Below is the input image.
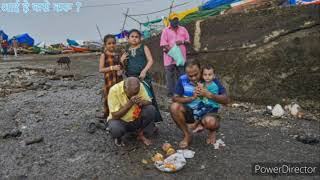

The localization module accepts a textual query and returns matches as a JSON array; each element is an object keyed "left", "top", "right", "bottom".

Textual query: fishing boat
[{"left": 71, "top": 46, "right": 90, "bottom": 53}]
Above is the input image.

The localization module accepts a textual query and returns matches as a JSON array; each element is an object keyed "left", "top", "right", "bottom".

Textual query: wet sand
[{"left": 0, "top": 55, "right": 319, "bottom": 179}]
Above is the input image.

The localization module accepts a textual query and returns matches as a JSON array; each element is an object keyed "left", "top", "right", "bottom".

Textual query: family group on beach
[{"left": 99, "top": 13, "right": 229, "bottom": 148}]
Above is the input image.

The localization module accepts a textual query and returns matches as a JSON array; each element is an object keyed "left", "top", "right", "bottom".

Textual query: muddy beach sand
[{"left": 0, "top": 55, "right": 319, "bottom": 179}]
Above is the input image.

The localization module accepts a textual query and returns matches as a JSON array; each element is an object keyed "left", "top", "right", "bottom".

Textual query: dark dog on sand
[{"left": 57, "top": 57, "right": 71, "bottom": 70}]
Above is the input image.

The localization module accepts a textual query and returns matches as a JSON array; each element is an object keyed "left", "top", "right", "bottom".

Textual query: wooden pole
[
  {"left": 166, "top": 0, "right": 175, "bottom": 27},
  {"left": 126, "top": 14, "right": 142, "bottom": 25},
  {"left": 126, "top": 14, "right": 143, "bottom": 32},
  {"left": 96, "top": 24, "right": 103, "bottom": 43},
  {"left": 147, "top": 16, "right": 151, "bottom": 35},
  {"left": 121, "top": 8, "right": 130, "bottom": 38},
  {"left": 169, "top": 0, "right": 174, "bottom": 15}
]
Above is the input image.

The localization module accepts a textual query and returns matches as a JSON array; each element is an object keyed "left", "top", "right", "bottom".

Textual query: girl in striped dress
[{"left": 99, "top": 34, "right": 123, "bottom": 118}]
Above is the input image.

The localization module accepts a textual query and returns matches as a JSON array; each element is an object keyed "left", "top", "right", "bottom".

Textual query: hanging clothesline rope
[
  {"left": 81, "top": 0, "right": 152, "bottom": 8},
  {"left": 126, "top": 2, "right": 189, "bottom": 16}
]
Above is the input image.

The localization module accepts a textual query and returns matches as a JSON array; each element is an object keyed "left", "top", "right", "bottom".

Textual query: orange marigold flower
[{"left": 133, "top": 106, "right": 142, "bottom": 119}]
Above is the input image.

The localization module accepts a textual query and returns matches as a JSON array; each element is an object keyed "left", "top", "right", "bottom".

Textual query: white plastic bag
[
  {"left": 154, "top": 153, "right": 186, "bottom": 172},
  {"left": 214, "top": 139, "right": 226, "bottom": 149},
  {"left": 177, "top": 149, "right": 195, "bottom": 159},
  {"left": 167, "top": 44, "right": 185, "bottom": 66}
]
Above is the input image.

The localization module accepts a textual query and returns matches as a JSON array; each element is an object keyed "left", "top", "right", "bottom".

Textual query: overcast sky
[{"left": 0, "top": 0, "right": 202, "bottom": 43}]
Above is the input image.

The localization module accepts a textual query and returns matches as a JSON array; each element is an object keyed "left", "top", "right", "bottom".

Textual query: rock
[
  {"left": 87, "top": 122, "right": 97, "bottom": 134},
  {"left": 49, "top": 75, "right": 60, "bottom": 80},
  {"left": 43, "top": 85, "right": 51, "bottom": 90},
  {"left": 96, "top": 89, "right": 102, "bottom": 95},
  {"left": 69, "top": 85, "right": 77, "bottom": 90},
  {"left": 231, "top": 103, "right": 240, "bottom": 108},
  {"left": 95, "top": 112, "right": 105, "bottom": 119},
  {"left": 36, "top": 91, "right": 46, "bottom": 98},
  {"left": 21, "top": 81, "right": 33, "bottom": 87},
  {"left": 266, "top": 105, "right": 273, "bottom": 112},
  {"left": 2, "top": 129, "right": 22, "bottom": 139},
  {"left": 73, "top": 75, "right": 83, "bottom": 81},
  {"left": 64, "top": 111, "right": 69, "bottom": 116},
  {"left": 24, "top": 136, "right": 44, "bottom": 145},
  {"left": 200, "top": 165, "right": 206, "bottom": 170},
  {"left": 263, "top": 106, "right": 273, "bottom": 115},
  {"left": 292, "top": 135, "right": 299, "bottom": 139},
  {"left": 26, "top": 85, "right": 40, "bottom": 90},
  {"left": 296, "top": 112, "right": 305, "bottom": 119},
  {"left": 46, "top": 69, "right": 56, "bottom": 75},
  {"left": 231, "top": 103, "right": 249, "bottom": 109},
  {"left": 37, "top": 79, "right": 47, "bottom": 85},
  {"left": 272, "top": 104, "right": 284, "bottom": 117},
  {"left": 32, "top": 109, "right": 40, "bottom": 114},
  {"left": 285, "top": 103, "right": 302, "bottom": 117},
  {"left": 295, "top": 135, "right": 319, "bottom": 145},
  {"left": 302, "top": 113, "right": 317, "bottom": 121},
  {"left": 36, "top": 118, "right": 43, "bottom": 122},
  {"left": 141, "top": 159, "right": 148, "bottom": 165}
]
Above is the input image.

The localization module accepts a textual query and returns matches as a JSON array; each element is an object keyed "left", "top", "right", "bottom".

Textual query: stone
[
  {"left": 2, "top": 129, "right": 22, "bottom": 139},
  {"left": 285, "top": 103, "right": 302, "bottom": 117},
  {"left": 38, "top": 79, "right": 47, "bottom": 85},
  {"left": 21, "top": 81, "right": 33, "bottom": 87},
  {"left": 231, "top": 103, "right": 249, "bottom": 109},
  {"left": 43, "top": 85, "right": 51, "bottom": 90},
  {"left": 49, "top": 76, "right": 60, "bottom": 80},
  {"left": 272, "top": 104, "right": 284, "bottom": 117},
  {"left": 36, "top": 92, "right": 46, "bottom": 98},
  {"left": 69, "top": 85, "right": 77, "bottom": 90},
  {"left": 33, "top": 110, "right": 40, "bottom": 114},
  {"left": 46, "top": 69, "right": 56, "bottom": 75},
  {"left": 95, "top": 112, "right": 105, "bottom": 119},
  {"left": 295, "top": 135, "right": 320, "bottom": 145},
  {"left": 36, "top": 118, "right": 43, "bottom": 122},
  {"left": 24, "top": 137, "right": 44, "bottom": 145},
  {"left": 96, "top": 89, "right": 102, "bottom": 95}
]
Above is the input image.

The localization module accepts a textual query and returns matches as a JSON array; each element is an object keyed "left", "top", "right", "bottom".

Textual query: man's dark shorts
[{"left": 183, "top": 105, "right": 220, "bottom": 124}]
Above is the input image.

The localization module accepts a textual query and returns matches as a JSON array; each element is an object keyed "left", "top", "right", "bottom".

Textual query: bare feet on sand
[
  {"left": 179, "top": 135, "right": 191, "bottom": 149},
  {"left": 206, "top": 131, "right": 216, "bottom": 145},
  {"left": 192, "top": 123, "right": 204, "bottom": 133},
  {"left": 187, "top": 122, "right": 198, "bottom": 130},
  {"left": 137, "top": 132, "right": 152, "bottom": 146}
]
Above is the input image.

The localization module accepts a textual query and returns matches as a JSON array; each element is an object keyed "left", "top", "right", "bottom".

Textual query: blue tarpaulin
[
  {"left": 9, "top": 33, "right": 34, "bottom": 46},
  {"left": 67, "top": 39, "right": 79, "bottom": 46},
  {"left": 0, "top": 30, "right": 9, "bottom": 41},
  {"left": 289, "top": 0, "right": 320, "bottom": 4},
  {"left": 115, "top": 30, "right": 129, "bottom": 39},
  {"left": 201, "top": 0, "right": 238, "bottom": 10}
]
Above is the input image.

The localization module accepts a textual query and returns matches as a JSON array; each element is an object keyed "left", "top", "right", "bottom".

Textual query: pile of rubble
[{"left": 0, "top": 66, "right": 76, "bottom": 97}]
